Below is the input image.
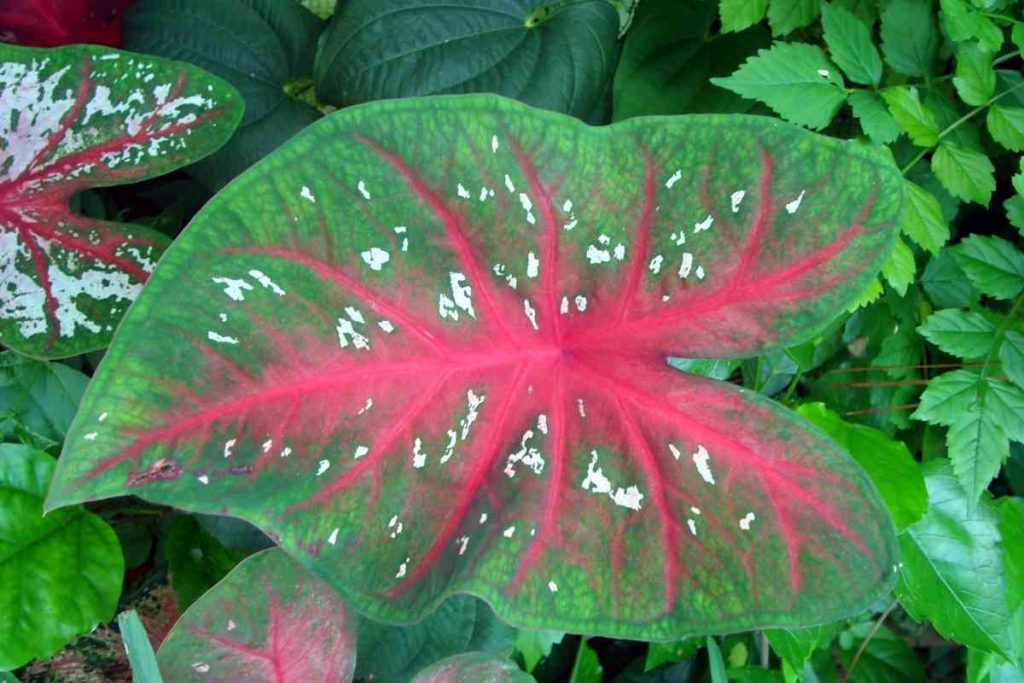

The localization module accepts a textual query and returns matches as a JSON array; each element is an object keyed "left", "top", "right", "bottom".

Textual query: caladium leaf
[
  {"left": 0, "top": 43, "right": 242, "bottom": 358},
  {"left": 155, "top": 548, "right": 357, "bottom": 682},
  {"left": 48, "top": 96, "right": 902, "bottom": 638}
]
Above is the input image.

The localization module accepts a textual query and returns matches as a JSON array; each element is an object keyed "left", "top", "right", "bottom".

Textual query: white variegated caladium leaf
[{"left": 0, "top": 44, "right": 242, "bottom": 358}]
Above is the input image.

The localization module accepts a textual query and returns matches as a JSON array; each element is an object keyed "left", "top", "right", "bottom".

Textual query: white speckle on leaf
[
  {"left": 586, "top": 244, "right": 611, "bottom": 264},
  {"left": 197, "top": 474, "right": 209, "bottom": 485},
  {"left": 695, "top": 265, "right": 706, "bottom": 280},
  {"left": 503, "top": 429, "right": 545, "bottom": 478},
  {"left": 491, "top": 135, "right": 499, "bottom": 153},
  {"left": 690, "top": 506, "right": 701, "bottom": 515},
  {"left": 413, "top": 438, "right": 427, "bottom": 468},
  {"left": 577, "top": 399, "right": 587, "bottom": 417},
  {"left": 457, "top": 183, "right": 471, "bottom": 199},
  {"left": 648, "top": 255, "right": 664, "bottom": 274},
  {"left": 280, "top": 447, "right": 292, "bottom": 458},
  {"left": 687, "top": 519, "right": 697, "bottom": 536},
  {"left": 671, "top": 231, "right": 686, "bottom": 246},
  {"left": 503, "top": 526, "right": 516, "bottom": 538},
  {"left": 678, "top": 252, "right": 694, "bottom": 278},
  {"left": 357, "top": 180, "right": 371, "bottom": 199},
  {"left": 560, "top": 296, "right": 569, "bottom": 314},
  {"left": 669, "top": 443, "right": 682, "bottom": 460},
  {"left": 581, "top": 450, "right": 644, "bottom": 511},
  {"left": 479, "top": 513, "right": 488, "bottom": 524},
  {"left": 336, "top": 318, "right": 370, "bottom": 350},
  {"left": 396, "top": 558, "right": 409, "bottom": 579},
  {"left": 439, "top": 272, "right": 476, "bottom": 321},
  {"left": 730, "top": 190, "right": 746, "bottom": 213},
  {"left": 223, "top": 439, "right": 235, "bottom": 458},
  {"left": 360, "top": 247, "right": 390, "bottom": 271},
  {"left": 504, "top": 174, "right": 515, "bottom": 193},
  {"left": 192, "top": 663, "right": 210, "bottom": 674},
  {"left": 345, "top": 306, "right": 365, "bottom": 323},
  {"left": 526, "top": 251, "right": 539, "bottom": 278},
  {"left": 83, "top": 431, "right": 97, "bottom": 441},
  {"left": 562, "top": 199, "right": 573, "bottom": 212},
  {"left": 456, "top": 535, "right": 469, "bottom": 555},
  {"left": 817, "top": 68, "right": 830, "bottom": 77},
  {"left": 694, "top": 215, "right": 713, "bottom": 232},
  {"left": 739, "top": 512, "right": 756, "bottom": 530},
  {"left": 227, "top": 620, "right": 236, "bottom": 631},
  {"left": 548, "top": 581, "right": 558, "bottom": 593},
  {"left": 300, "top": 185, "right": 316, "bottom": 203},
  {"left": 211, "top": 276, "right": 253, "bottom": 301},
  {"left": 98, "top": 412, "right": 108, "bottom": 422},
  {"left": 692, "top": 445, "right": 715, "bottom": 485},
  {"left": 316, "top": 459, "right": 330, "bottom": 476},
  {"left": 665, "top": 170, "right": 682, "bottom": 188},
  {"left": 785, "top": 190, "right": 806, "bottom": 214},
  {"left": 575, "top": 295, "right": 587, "bottom": 312},
  {"left": 207, "top": 331, "right": 239, "bottom": 345},
  {"left": 328, "top": 528, "right": 339, "bottom": 545},
  {"left": 378, "top": 320, "right": 395, "bottom": 333},
  {"left": 519, "top": 193, "right": 536, "bottom": 224},
  {"left": 358, "top": 398, "right": 374, "bottom": 414},
  {"left": 523, "top": 299, "right": 538, "bottom": 330},
  {"left": 537, "top": 413, "right": 548, "bottom": 434},
  {"left": 248, "top": 269, "right": 285, "bottom": 295},
  {"left": 613, "top": 244, "right": 626, "bottom": 261},
  {"left": 262, "top": 439, "right": 273, "bottom": 453},
  {"left": 354, "top": 444, "right": 370, "bottom": 459}
]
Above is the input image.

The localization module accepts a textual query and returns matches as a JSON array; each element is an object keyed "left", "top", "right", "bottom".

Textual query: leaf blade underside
[
  {"left": 49, "top": 96, "right": 902, "bottom": 638},
  {"left": 0, "top": 43, "right": 242, "bottom": 358}
]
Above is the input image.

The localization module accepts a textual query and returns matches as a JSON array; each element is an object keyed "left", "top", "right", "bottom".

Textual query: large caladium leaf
[
  {"left": 0, "top": 43, "right": 242, "bottom": 358},
  {"left": 156, "top": 548, "right": 357, "bottom": 682},
  {"left": 48, "top": 96, "right": 902, "bottom": 638}
]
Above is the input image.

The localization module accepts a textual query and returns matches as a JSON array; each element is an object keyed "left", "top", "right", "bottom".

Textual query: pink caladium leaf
[
  {"left": 48, "top": 96, "right": 902, "bottom": 638},
  {"left": 155, "top": 548, "right": 357, "bottom": 682},
  {"left": 0, "top": 43, "right": 242, "bottom": 358}
]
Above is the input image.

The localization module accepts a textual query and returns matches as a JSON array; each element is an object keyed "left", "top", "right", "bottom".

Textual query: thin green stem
[
  {"left": 980, "top": 294, "right": 1024, "bottom": 384},
  {"left": 782, "top": 368, "right": 805, "bottom": 404},
  {"left": 901, "top": 80, "right": 1024, "bottom": 175},
  {"left": 843, "top": 601, "right": 898, "bottom": 682}
]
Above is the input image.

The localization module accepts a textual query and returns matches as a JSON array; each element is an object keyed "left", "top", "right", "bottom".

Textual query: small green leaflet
[
  {"left": 711, "top": 43, "right": 845, "bottom": 129},
  {"left": 900, "top": 181, "right": 949, "bottom": 253},
  {"left": 939, "top": 0, "right": 1003, "bottom": 53},
  {"left": 1001, "top": 332, "right": 1024, "bottom": 388},
  {"left": 0, "top": 44, "right": 242, "bottom": 358},
  {"left": 848, "top": 90, "right": 901, "bottom": 144},
  {"left": 918, "top": 309, "right": 997, "bottom": 359},
  {"left": 953, "top": 44, "right": 996, "bottom": 107},
  {"left": 952, "top": 235, "right": 1024, "bottom": 299},
  {"left": 987, "top": 106, "right": 1024, "bottom": 152},
  {"left": 880, "top": 0, "right": 939, "bottom": 77},
  {"left": 932, "top": 143, "right": 995, "bottom": 206},
  {"left": 882, "top": 86, "right": 940, "bottom": 147},
  {"left": 0, "top": 351, "right": 88, "bottom": 446},
  {"left": 880, "top": 237, "right": 916, "bottom": 296},
  {"left": 820, "top": 2, "right": 882, "bottom": 86},
  {"left": 767, "top": 0, "right": 819, "bottom": 36},
  {"left": 921, "top": 251, "right": 977, "bottom": 309},
  {"left": 897, "top": 460, "right": 1018, "bottom": 659},
  {"left": 719, "top": 0, "right": 768, "bottom": 32}
]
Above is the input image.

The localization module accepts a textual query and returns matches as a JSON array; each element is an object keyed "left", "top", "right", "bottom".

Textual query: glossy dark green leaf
[
  {"left": 921, "top": 250, "right": 976, "bottom": 308},
  {"left": 952, "top": 235, "right": 1024, "bottom": 299},
  {"left": 0, "top": 444, "right": 123, "bottom": 671},
  {"left": 1001, "top": 332, "right": 1024, "bottom": 388},
  {"left": 765, "top": 623, "right": 841, "bottom": 672},
  {"left": 314, "top": 0, "right": 619, "bottom": 119},
  {"left": 767, "top": 0, "right": 819, "bottom": 36},
  {"left": 720, "top": 0, "right": 769, "bottom": 32},
  {"left": 613, "top": 0, "right": 769, "bottom": 120},
  {"left": 123, "top": 0, "right": 323, "bottom": 189},
  {"left": 899, "top": 181, "right": 949, "bottom": 253},
  {"left": 156, "top": 548, "right": 357, "bottom": 682},
  {"left": 840, "top": 624, "right": 925, "bottom": 682},
  {"left": 896, "top": 460, "right": 1017, "bottom": 658},
  {"left": 932, "top": 143, "right": 995, "bottom": 206},
  {"left": 161, "top": 514, "right": 247, "bottom": 610},
  {"left": 821, "top": 2, "right": 883, "bottom": 86},
  {"left": 849, "top": 90, "right": 902, "bottom": 145},
  {"left": 918, "top": 309, "right": 997, "bottom": 359},
  {"left": 357, "top": 596, "right": 514, "bottom": 683},
  {"left": 880, "top": 0, "right": 939, "bottom": 77},
  {"left": 954, "top": 43, "right": 997, "bottom": 106}
]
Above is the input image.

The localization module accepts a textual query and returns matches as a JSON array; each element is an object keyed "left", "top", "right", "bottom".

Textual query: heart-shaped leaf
[
  {"left": 155, "top": 548, "right": 357, "bottom": 682},
  {"left": 48, "top": 96, "right": 901, "bottom": 638},
  {"left": 314, "top": 0, "right": 618, "bottom": 119},
  {"left": 0, "top": 44, "right": 242, "bottom": 358}
]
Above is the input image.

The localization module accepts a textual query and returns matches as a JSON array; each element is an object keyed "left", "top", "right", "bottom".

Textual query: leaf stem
[
  {"left": 979, "top": 293, "right": 1024, "bottom": 384},
  {"left": 843, "top": 600, "right": 898, "bottom": 682},
  {"left": 900, "top": 80, "right": 1024, "bottom": 175}
]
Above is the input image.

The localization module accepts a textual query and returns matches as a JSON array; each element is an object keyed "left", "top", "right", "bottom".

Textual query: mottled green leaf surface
[
  {"left": 156, "top": 548, "right": 357, "bottom": 682},
  {"left": 0, "top": 44, "right": 242, "bottom": 358},
  {"left": 411, "top": 652, "right": 534, "bottom": 683},
  {"left": 0, "top": 351, "right": 87, "bottom": 445},
  {"left": 49, "top": 96, "right": 901, "bottom": 638},
  {"left": 0, "top": 444, "right": 123, "bottom": 671}
]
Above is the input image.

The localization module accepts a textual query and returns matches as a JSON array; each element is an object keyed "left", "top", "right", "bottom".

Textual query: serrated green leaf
[
  {"left": 954, "top": 43, "right": 997, "bottom": 106},
  {"left": 881, "top": 0, "right": 939, "bottom": 77},
  {"left": 915, "top": 369, "right": 986, "bottom": 426},
  {"left": 0, "top": 444, "right": 124, "bottom": 671},
  {"left": 0, "top": 352, "right": 88, "bottom": 446},
  {"left": 947, "top": 405, "right": 1008, "bottom": 501},
  {"left": 881, "top": 237, "right": 916, "bottom": 295},
  {"left": 1007, "top": 196, "right": 1024, "bottom": 234},
  {"left": 848, "top": 276, "right": 885, "bottom": 311},
  {"left": 932, "top": 143, "right": 996, "bottom": 205},
  {"left": 765, "top": 624, "right": 839, "bottom": 673},
  {"left": 922, "top": 250, "right": 977, "bottom": 308},
  {"left": 918, "top": 309, "right": 997, "bottom": 359},
  {"left": 1001, "top": 332, "right": 1024, "bottom": 387},
  {"left": 613, "top": 0, "right": 770, "bottom": 120},
  {"left": 839, "top": 625, "right": 925, "bottom": 682},
  {"left": 968, "top": 647, "right": 1024, "bottom": 683},
  {"left": 720, "top": 0, "right": 769, "bottom": 32},
  {"left": 940, "top": 0, "right": 1003, "bottom": 52},
  {"left": 901, "top": 181, "right": 950, "bottom": 252},
  {"left": 821, "top": 2, "right": 883, "bottom": 85},
  {"left": 882, "top": 87, "right": 940, "bottom": 146},
  {"left": 767, "top": 0, "right": 819, "bottom": 35},
  {"left": 711, "top": 43, "right": 847, "bottom": 129},
  {"left": 952, "top": 235, "right": 1024, "bottom": 299},
  {"left": 897, "top": 460, "right": 1016, "bottom": 658},
  {"left": 849, "top": 90, "right": 902, "bottom": 144},
  {"left": 987, "top": 106, "right": 1024, "bottom": 151}
]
